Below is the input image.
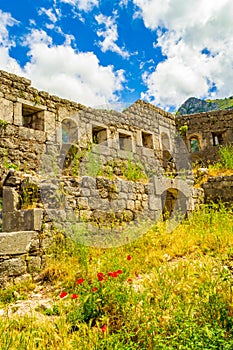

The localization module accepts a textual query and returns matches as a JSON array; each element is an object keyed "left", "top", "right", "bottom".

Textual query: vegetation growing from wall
[
  {"left": 194, "top": 145, "right": 233, "bottom": 187},
  {"left": 64, "top": 143, "right": 148, "bottom": 182},
  {"left": 0, "top": 119, "right": 8, "bottom": 127},
  {"left": 0, "top": 205, "right": 233, "bottom": 349}
]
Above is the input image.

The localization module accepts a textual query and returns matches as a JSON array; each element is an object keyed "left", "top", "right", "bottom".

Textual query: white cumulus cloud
[
  {"left": 59, "top": 0, "right": 99, "bottom": 12},
  {"left": 95, "top": 13, "right": 130, "bottom": 59},
  {"left": 0, "top": 10, "right": 22, "bottom": 75},
  {"left": 23, "top": 30, "right": 125, "bottom": 106},
  {"left": 38, "top": 7, "right": 59, "bottom": 23},
  {"left": 0, "top": 10, "right": 125, "bottom": 107},
  {"left": 134, "top": 0, "right": 233, "bottom": 109},
  {"left": 0, "top": 9, "right": 19, "bottom": 47}
]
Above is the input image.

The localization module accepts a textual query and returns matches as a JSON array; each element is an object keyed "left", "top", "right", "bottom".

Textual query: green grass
[
  {"left": 206, "top": 96, "right": 233, "bottom": 110},
  {"left": 0, "top": 205, "right": 233, "bottom": 349},
  {"left": 218, "top": 144, "right": 233, "bottom": 170}
]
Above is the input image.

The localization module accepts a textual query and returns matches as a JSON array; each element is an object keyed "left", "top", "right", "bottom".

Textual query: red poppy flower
[
  {"left": 76, "top": 278, "right": 85, "bottom": 285},
  {"left": 108, "top": 270, "right": 123, "bottom": 278},
  {"left": 127, "top": 278, "right": 132, "bottom": 283},
  {"left": 60, "top": 291, "right": 68, "bottom": 299},
  {"left": 92, "top": 287, "right": 98, "bottom": 293},
  {"left": 127, "top": 255, "right": 132, "bottom": 261},
  {"left": 97, "top": 272, "right": 104, "bottom": 281},
  {"left": 101, "top": 324, "right": 107, "bottom": 333},
  {"left": 112, "top": 272, "right": 118, "bottom": 277},
  {"left": 71, "top": 293, "right": 79, "bottom": 299}
]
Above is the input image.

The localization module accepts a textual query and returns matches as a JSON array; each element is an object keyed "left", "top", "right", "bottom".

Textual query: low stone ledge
[{"left": 0, "top": 231, "right": 38, "bottom": 255}]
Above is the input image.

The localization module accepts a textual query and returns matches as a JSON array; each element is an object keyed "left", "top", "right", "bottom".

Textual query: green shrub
[
  {"left": 218, "top": 144, "right": 233, "bottom": 169},
  {"left": 122, "top": 158, "right": 147, "bottom": 181}
]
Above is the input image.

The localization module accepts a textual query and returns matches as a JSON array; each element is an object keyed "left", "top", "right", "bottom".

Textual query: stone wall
[
  {"left": 0, "top": 69, "right": 177, "bottom": 185},
  {"left": 202, "top": 175, "right": 233, "bottom": 204},
  {"left": 176, "top": 110, "right": 233, "bottom": 164},
  {"left": 0, "top": 171, "right": 47, "bottom": 286},
  {"left": 1, "top": 168, "right": 194, "bottom": 231},
  {"left": 0, "top": 123, "right": 46, "bottom": 180},
  {"left": 0, "top": 230, "right": 45, "bottom": 287},
  {"left": 1, "top": 69, "right": 232, "bottom": 284},
  {"left": 0, "top": 168, "right": 195, "bottom": 284}
]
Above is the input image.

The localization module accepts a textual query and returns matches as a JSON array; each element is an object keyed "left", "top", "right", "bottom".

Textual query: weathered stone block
[
  {"left": 2, "top": 187, "right": 20, "bottom": 212},
  {"left": 13, "top": 102, "right": 22, "bottom": 125},
  {"left": 23, "top": 209, "right": 43, "bottom": 231},
  {"left": 2, "top": 211, "right": 24, "bottom": 232},
  {"left": 0, "top": 231, "right": 38, "bottom": 255},
  {"left": 81, "top": 176, "right": 96, "bottom": 189},
  {"left": 0, "top": 258, "right": 27, "bottom": 277},
  {"left": 126, "top": 200, "right": 135, "bottom": 211},
  {"left": 88, "top": 197, "right": 109, "bottom": 210},
  {"left": 44, "top": 110, "right": 56, "bottom": 135},
  {"left": 80, "top": 210, "right": 92, "bottom": 221},
  {"left": 135, "top": 200, "right": 142, "bottom": 211},
  {"left": 0, "top": 97, "right": 13, "bottom": 123},
  {"left": 121, "top": 181, "right": 134, "bottom": 193},
  {"left": 142, "top": 147, "right": 154, "bottom": 157},
  {"left": 77, "top": 197, "right": 89, "bottom": 209},
  {"left": 111, "top": 199, "right": 126, "bottom": 211},
  {"left": 148, "top": 195, "right": 162, "bottom": 210}
]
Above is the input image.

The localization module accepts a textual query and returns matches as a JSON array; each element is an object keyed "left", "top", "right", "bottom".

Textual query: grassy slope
[
  {"left": 0, "top": 205, "right": 233, "bottom": 349},
  {"left": 177, "top": 96, "right": 233, "bottom": 115},
  {"left": 206, "top": 97, "right": 233, "bottom": 110}
]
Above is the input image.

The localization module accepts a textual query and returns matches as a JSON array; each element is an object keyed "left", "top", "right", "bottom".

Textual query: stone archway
[{"left": 161, "top": 188, "right": 187, "bottom": 220}]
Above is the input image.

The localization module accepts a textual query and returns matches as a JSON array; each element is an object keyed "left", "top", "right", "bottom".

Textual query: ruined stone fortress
[{"left": 0, "top": 69, "right": 232, "bottom": 284}]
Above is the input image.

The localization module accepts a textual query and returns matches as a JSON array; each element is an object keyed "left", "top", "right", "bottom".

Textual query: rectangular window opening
[
  {"left": 142, "top": 131, "right": 153, "bottom": 149},
  {"left": 119, "top": 133, "right": 132, "bottom": 151},
  {"left": 22, "top": 104, "right": 45, "bottom": 131},
  {"left": 92, "top": 126, "right": 107, "bottom": 144},
  {"left": 212, "top": 132, "right": 224, "bottom": 146}
]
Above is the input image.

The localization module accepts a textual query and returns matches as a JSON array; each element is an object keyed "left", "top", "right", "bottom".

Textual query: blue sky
[{"left": 0, "top": 0, "right": 233, "bottom": 112}]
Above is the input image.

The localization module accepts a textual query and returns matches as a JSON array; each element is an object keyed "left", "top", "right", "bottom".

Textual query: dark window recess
[
  {"left": 22, "top": 105, "right": 44, "bottom": 131},
  {"left": 190, "top": 138, "right": 200, "bottom": 153},
  {"left": 142, "top": 132, "right": 153, "bottom": 149},
  {"left": 119, "top": 133, "right": 132, "bottom": 151},
  {"left": 212, "top": 132, "right": 224, "bottom": 146},
  {"left": 92, "top": 126, "right": 107, "bottom": 144}
]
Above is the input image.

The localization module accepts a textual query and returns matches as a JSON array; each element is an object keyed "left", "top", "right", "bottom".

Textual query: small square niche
[
  {"left": 212, "top": 132, "right": 224, "bottom": 146},
  {"left": 92, "top": 126, "right": 107, "bottom": 144},
  {"left": 142, "top": 131, "right": 153, "bottom": 149},
  {"left": 22, "top": 104, "right": 45, "bottom": 131}
]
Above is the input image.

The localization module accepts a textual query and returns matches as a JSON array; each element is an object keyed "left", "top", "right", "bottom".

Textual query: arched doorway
[{"left": 161, "top": 188, "right": 187, "bottom": 220}]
